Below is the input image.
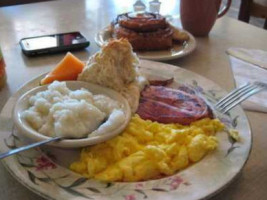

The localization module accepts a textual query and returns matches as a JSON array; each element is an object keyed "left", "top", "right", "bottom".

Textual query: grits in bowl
[
  {"left": 13, "top": 80, "right": 131, "bottom": 148},
  {"left": 21, "top": 81, "right": 125, "bottom": 138}
]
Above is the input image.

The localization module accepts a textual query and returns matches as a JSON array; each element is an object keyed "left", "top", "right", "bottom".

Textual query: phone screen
[{"left": 20, "top": 32, "right": 88, "bottom": 51}]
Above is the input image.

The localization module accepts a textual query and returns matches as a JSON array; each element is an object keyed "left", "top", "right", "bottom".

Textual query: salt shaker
[
  {"left": 0, "top": 47, "right": 6, "bottom": 89},
  {"left": 149, "top": 0, "right": 161, "bottom": 13},
  {"left": 133, "top": 0, "right": 146, "bottom": 12}
]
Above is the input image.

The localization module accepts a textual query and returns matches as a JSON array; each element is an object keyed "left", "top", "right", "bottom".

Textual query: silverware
[
  {"left": 0, "top": 136, "right": 62, "bottom": 160},
  {"left": 215, "top": 81, "right": 267, "bottom": 113}
]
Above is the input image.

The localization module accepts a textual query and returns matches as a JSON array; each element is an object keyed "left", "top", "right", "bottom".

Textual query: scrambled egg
[{"left": 70, "top": 115, "right": 224, "bottom": 182}]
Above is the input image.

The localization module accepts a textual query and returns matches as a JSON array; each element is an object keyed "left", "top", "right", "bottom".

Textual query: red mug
[
  {"left": 0, "top": 48, "right": 6, "bottom": 89},
  {"left": 180, "top": 0, "right": 232, "bottom": 36}
]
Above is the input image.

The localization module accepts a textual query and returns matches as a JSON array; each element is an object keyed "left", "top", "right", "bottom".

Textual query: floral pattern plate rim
[
  {"left": 0, "top": 60, "right": 251, "bottom": 200},
  {"left": 95, "top": 26, "right": 197, "bottom": 61}
]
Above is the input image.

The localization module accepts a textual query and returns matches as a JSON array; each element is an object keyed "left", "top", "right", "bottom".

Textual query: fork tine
[
  {"left": 219, "top": 86, "right": 265, "bottom": 113},
  {"left": 215, "top": 83, "right": 259, "bottom": 110},
  {"left": 215, "top": 83, "right": 255, "bottom": 107}
]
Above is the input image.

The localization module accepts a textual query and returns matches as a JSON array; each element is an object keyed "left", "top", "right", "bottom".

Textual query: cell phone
[{"left": 19, "top": 32, "right": 90, "bottom": 56}]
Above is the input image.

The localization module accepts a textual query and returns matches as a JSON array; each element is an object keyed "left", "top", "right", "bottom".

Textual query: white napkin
[{"left": 227, "top": 47, "right": 267, "bottom": 113}]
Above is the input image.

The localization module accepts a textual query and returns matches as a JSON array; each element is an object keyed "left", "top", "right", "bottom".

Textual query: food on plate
[
  {"left": 170, "top": 24, "right": 190, "bottom": 42},
  {"left": 70, "top": 114, "right": 224, "bottom": 182},
  {"left": 114, "top": 25, "right": 173, "bottom": 51},
  {"left": 31, "top": 39, "right": 235, "bottom": 182},
  {"left": 22, "top": 81, "right": 125, "bottom": 138},
  {"left": 40, "top": 52, "right": 85, "bottom": 85},
  {"left": 78, "top": 39, "right": 137, "bottom": 91},
  {"left": 137, "top": 85, "right": 213, "bottom": 125},
  {"left": 148, "top": 77, "right": 174, "bottom": 86},
  {"left": 117, "top": 12, "right": 167, "bottom": 32},
  {"left": 37, "top": 39, "right": 147, "bottom": 113},
  {"left": 229, "top": 129, "right": 240, "bottom": 142},
  {"left": 78, "top": 39, "right": 148, "bottom": 112},
  {"left": 111, "top": 12, "right": 189, "bottom": 51}
]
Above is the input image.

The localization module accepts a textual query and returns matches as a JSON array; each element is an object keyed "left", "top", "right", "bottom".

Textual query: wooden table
[{"left": 0, "top": 0, "right": 267, "bottom": 199}]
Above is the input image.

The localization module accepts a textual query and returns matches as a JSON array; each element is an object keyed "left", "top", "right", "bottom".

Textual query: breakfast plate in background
[
  {"left": 0, "top": 60, "right": 251, "bottom": 200},
  {"left": 95, "top": 26, "right": 197, "bottom": 61}
]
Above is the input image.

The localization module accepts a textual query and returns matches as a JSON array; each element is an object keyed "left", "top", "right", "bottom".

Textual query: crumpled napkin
[{"left": 227, "top": 47, "right": 267, "bottom": 113}]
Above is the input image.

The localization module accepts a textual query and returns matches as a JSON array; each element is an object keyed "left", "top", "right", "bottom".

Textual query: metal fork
[{"left": 215, "top": 82, "right": 267, "bottom": 114}]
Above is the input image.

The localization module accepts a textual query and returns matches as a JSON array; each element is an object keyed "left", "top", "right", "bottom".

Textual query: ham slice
[{"left": 136, "top": 85, "right": 212, "bottom": 125}]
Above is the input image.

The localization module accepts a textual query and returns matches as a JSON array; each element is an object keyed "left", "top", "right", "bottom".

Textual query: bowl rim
[{"left": 12, "top": 81, "right": 131, "bottom": 148}]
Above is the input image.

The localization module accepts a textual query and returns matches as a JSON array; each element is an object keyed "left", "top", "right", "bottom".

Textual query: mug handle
[{"left": 218, "top": 0, "right": 232, "bottom": 18}]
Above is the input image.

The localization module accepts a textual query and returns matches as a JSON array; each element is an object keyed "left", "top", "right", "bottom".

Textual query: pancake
[
  {"left": 116, "top": 12, "right": 167, "bottom": 32},
  {"left": 112, "top": 12, "right": 173, "bottom": 51},
  {"left": 114, "top": 24, "right": 173, "bottom": 51}
]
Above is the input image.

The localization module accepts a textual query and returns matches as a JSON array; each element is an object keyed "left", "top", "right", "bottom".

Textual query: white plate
[
  {"left": 0, "top": 60, "right": 251, "bottom": 200},
  {"left": 95, "top": 26, "right": 197, "bottom": 61},
  {"left": 13, "top": 81, "right": 131, "bottom": 148}
]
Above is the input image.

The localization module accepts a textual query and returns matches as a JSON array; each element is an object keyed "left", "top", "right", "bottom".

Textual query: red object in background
[
  {"left": 180, "top": 0, "right": 232, "bottom": 36},
  {"left": 0, "top": 48, "right": 6, "bottom": 89}
]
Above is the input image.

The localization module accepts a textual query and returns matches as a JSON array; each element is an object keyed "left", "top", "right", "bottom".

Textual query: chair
[{"left": 238, "top": 0, "right": 267, "bottom": 29}]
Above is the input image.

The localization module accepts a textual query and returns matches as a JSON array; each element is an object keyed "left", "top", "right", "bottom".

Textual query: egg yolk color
[{"left": 70, "top": 114, "right": 224, "bottom": 182}]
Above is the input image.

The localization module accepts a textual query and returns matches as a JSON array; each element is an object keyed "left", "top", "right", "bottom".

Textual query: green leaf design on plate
[
  {"left": 226, "top": 146, "right": 240, "bottom": 157},
  {"left": 135, "top": 189, "right": 148, "bottom": 198},
  {"left": 66, "top": 177, "right": 88, "bottom": 188},
  {"left": 27, "top": 170, "right": 38, "bottom": 185},
  {"left": 87, "top": 187, "right": 101, "bottom": 193},
  {"left": 105, "top": 182, "right": 114, "bottom": 188},
  {"left": 3, "top": 138, "right": 16, "bottom": 149},
  {"left": 37, "top": 177, "right": 51, "bottom": 183},
  {"left": 231, "top": 116, "right": 239, "bottom": 128},
  {"left": 151, "top": 188, "right": 168, "bottom": 192},
  {"left": 226, "top": 128, "right": 239, "bottom": 145},
  {"left": 64, "top": 187, "right": 93, "bottom": 199},
  {"left": 11, "top": 127, "right": 21, "bottom": 141},
  {"left": 192, "top": 80, "right": 198, "bottom": 87},
  {"left": 55, "top": 174, "right": 70, "bottom": 180},
  {"left": 19, "top": 162, "right": 36, "bottom": 168},
  {"left": 228, "top": 134, "right": 236, "bottom": 145},
  {"left": 208, "top": 90, "right": 216, "bottom": 97}
]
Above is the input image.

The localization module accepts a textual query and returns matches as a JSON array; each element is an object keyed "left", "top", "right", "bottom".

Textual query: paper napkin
[{"left": 227, "top": 47, "right": 267, "bottom": 113}]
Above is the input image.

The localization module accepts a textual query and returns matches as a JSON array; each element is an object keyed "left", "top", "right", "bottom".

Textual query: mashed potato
[
  {"left": 22, "top": 81, "right": 125, "bottom": 138},
  {"left": 70, "top": 115, "right": 224, "bottom": 182}
]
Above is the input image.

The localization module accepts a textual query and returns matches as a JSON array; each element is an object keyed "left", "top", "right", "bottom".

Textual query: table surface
[{"left": 0, "top": 0, "right": 267, "bottom": 199}]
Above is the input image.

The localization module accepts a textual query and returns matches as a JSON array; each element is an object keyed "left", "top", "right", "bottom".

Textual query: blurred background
[{"left": 0, "top": 0, "right": 266, "bottom": 29}]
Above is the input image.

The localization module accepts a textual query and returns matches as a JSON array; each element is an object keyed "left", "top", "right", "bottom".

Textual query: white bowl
[{"left": 13, "top": 81, "right": 131, "bottom": 148}]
